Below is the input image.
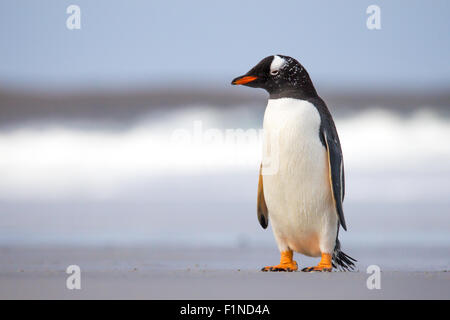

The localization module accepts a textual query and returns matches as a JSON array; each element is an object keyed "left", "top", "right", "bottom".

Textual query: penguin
[{"left": 231, "top": 55, "right": 356, "bottom": 272}]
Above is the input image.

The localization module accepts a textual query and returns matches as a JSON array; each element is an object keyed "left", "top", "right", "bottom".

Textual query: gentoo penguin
[{"left": 231, "top": 55, "right": 355, "bottom": 272}]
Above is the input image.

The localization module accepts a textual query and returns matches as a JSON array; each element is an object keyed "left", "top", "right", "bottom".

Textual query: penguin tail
[{"left": 332, "top": 239, "right": 356, "bottom": 271}]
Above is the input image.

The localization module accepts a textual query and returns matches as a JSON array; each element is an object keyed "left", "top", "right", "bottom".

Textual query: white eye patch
[{"left": 270, "top": 55, "right": 285, "bottom": 74}]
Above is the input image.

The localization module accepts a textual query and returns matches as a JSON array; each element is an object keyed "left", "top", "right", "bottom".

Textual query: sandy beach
[{"left": 1, "top": 246, "right": 448, "bottom": 300}]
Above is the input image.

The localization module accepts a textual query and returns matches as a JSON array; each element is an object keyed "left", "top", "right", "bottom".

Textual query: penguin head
[{"left": 231, "top": 55, "right": 317, "bottom": 98}]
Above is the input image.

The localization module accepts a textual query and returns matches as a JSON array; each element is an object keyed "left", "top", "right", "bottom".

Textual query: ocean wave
[{"left": 0, "top": 106, "right": 449, "bottom": 200}]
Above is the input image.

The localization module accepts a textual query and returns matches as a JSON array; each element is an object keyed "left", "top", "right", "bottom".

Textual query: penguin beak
[{"left": 231, "top": 75, "right": 258, "bottom": 85}]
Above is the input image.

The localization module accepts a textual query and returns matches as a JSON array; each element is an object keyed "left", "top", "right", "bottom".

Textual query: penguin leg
[
  {"left": 261, "top": 250, "right": 298, "bottom": 272},
  {"left": 302, "top": 253, "right": 332, "bottom": 272}
]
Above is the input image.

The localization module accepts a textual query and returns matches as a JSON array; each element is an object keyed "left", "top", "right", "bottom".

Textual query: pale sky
[{"left": 0, "top": 0, "right": 449, "bottom": 90}]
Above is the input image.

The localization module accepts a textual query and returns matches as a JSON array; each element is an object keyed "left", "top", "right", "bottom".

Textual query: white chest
[
  {"left": 262, "top": 98, "right": 323, "bottom": 175},
  {"left": 261, "top": 98, "right": 335, "bottom": 255}
]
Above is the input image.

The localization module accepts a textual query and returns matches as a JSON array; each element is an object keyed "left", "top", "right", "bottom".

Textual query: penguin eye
[{"left": 270, "top": 70, "right": 279, "bottom": 76}]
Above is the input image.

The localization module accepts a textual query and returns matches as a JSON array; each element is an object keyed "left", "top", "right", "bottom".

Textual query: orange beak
[{"left": 231, "top": 75, "right": 258, "bottom": 85}]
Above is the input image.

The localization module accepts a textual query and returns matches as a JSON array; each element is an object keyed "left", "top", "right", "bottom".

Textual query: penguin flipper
[
  {"left": 322, "top": 126, "right": 347, "bottom": 231},
  {"left": 257, "top": 163, "right": 269, "bottom": 229}
]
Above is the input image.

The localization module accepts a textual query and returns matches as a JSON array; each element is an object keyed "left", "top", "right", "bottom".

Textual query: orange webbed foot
[
  {"left": 301, "top": 265, "right": 332, "bottom": 272},
  {"left": 261, "top": 261, "right": 298, "bottom": 272},
  {"left": 261, "top": 250, "right": 298, "bottom": 272},
  {"left": 302, "top": 253, "right": 333, "bottom": 272}
]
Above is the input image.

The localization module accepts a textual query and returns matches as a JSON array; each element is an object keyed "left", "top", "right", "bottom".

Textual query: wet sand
[{"left": 0, "top": 246, "right": 448, "bottom": 299}]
